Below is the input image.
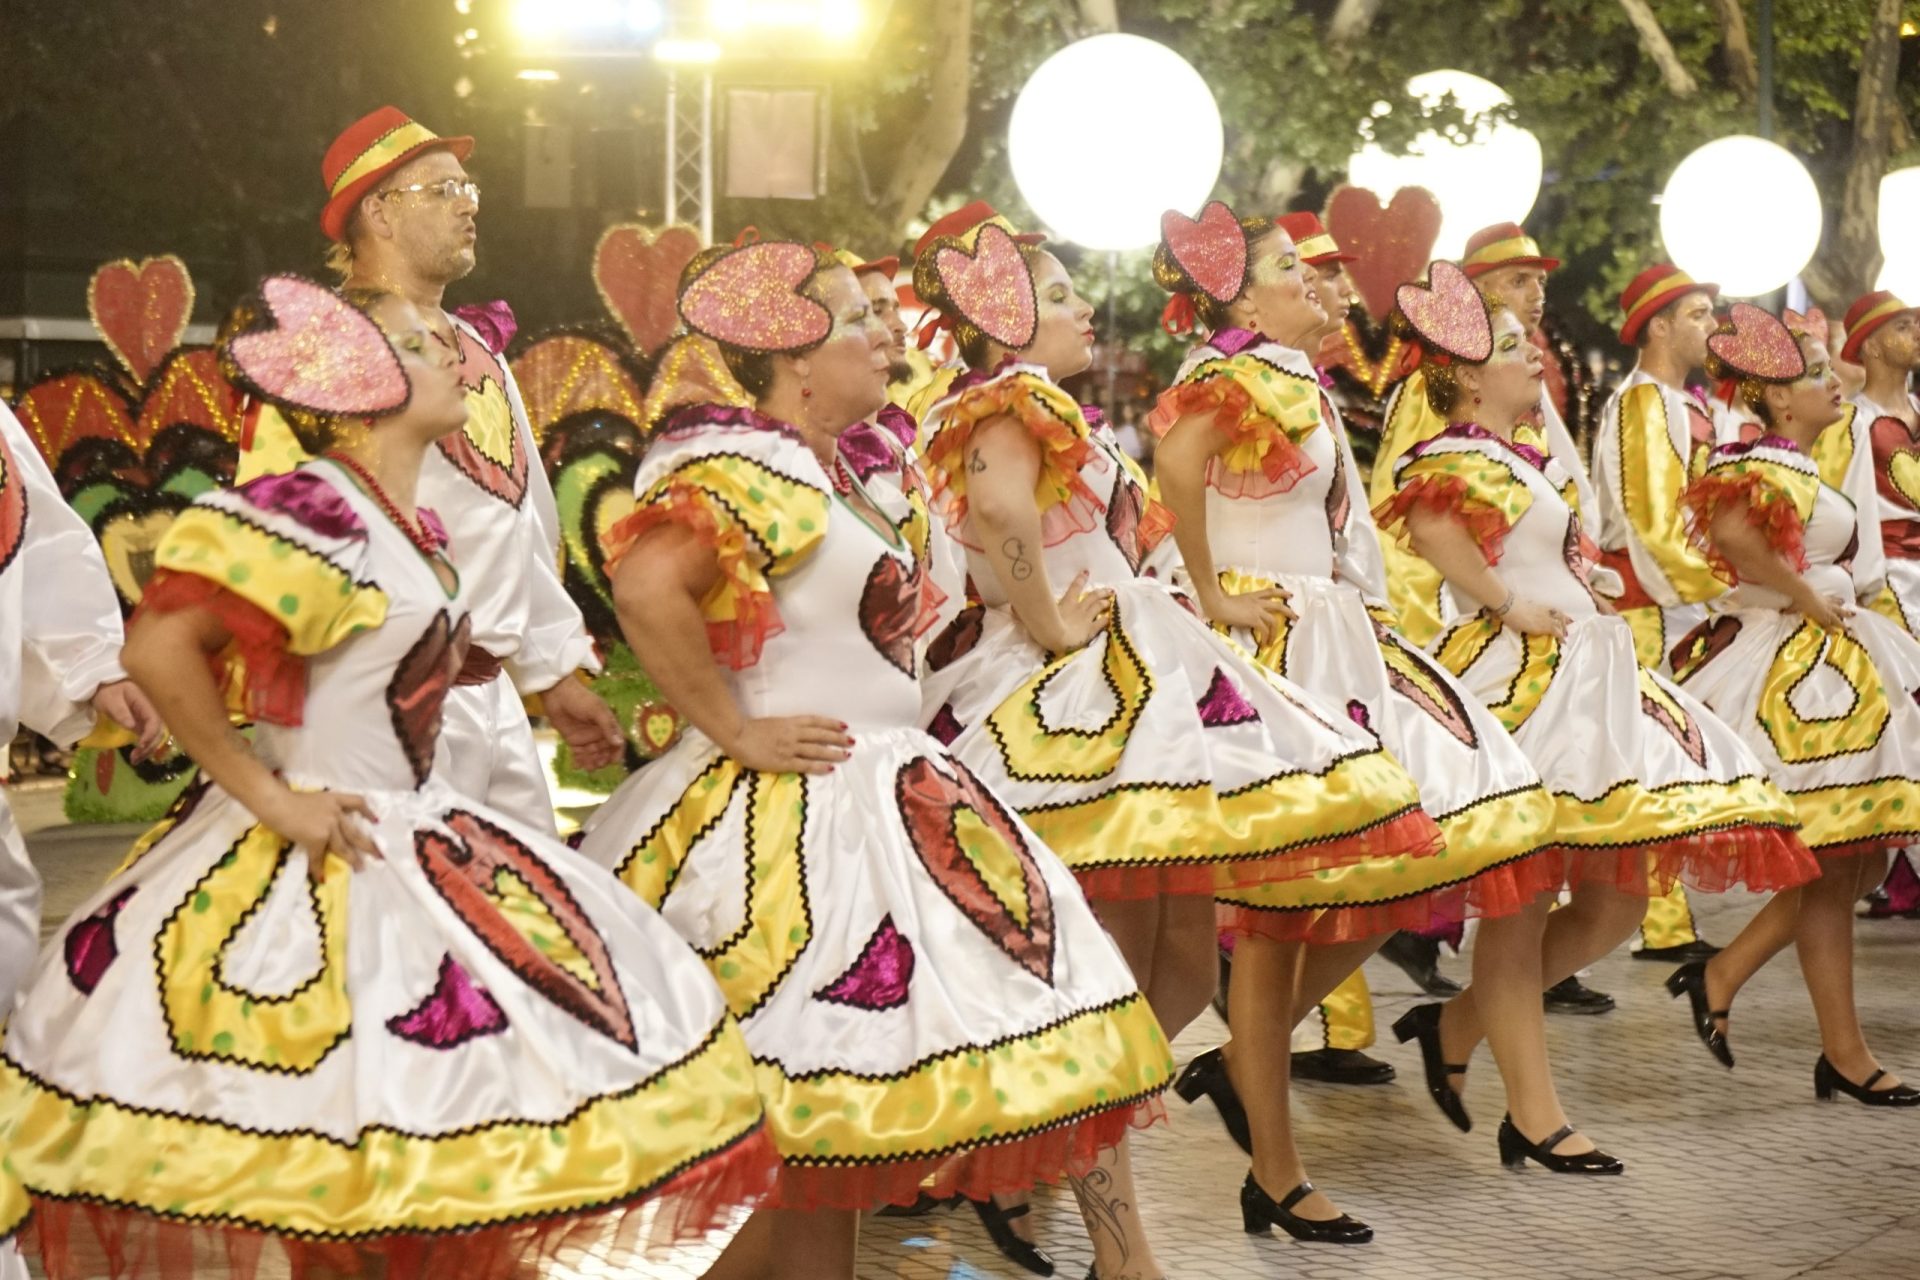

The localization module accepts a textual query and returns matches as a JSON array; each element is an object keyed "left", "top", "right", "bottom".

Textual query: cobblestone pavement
[{"left": 13, "top": 781, "right": 1920, "bottom": 1280}]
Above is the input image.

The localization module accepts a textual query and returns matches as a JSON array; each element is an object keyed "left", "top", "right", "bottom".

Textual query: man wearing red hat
[
  {"left": 1590, "top": 265, "right": 1730, "bottom": 965},
  {"left": 1368, "top": 223, "right": 1610, "bottom": 650},
  {"left": 1593, "top": 264, "right": 1725, "bottom": 672},
  {"left": 240, "top": 107, "right": 622, "bottom": 833}
]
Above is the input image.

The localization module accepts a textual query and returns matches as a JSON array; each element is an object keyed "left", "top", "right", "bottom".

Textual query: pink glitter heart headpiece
[
  {"left": 677, "top": 240, "right": 834, "bottom": 355},
  {"left": 225, "top": 275, "right": 411, "bottom": 417},
  {"left": 931, "top": 222, "right": 1039, "bottom": 349},
  {"left": 1394, "top": 261, "right": 1493, "bottom": 364},
  {"left": 1709, "top": 302, "right": 1807, "bottom": 384},
  {"left": 1160, "top": 201, "right": 1248, "bottom": 306}
]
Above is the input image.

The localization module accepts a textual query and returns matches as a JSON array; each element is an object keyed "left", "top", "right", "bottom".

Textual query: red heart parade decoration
[
  {"left": 1161, "top": 201, "right": 1248, "bottom": 304},
  {"left": 933, "top": 223, "right": 1038, "bottom": 350},
  {"left": 1325, "top": 186, "right": 1443, "bottom": 324},
  {"left": 89, "top": 256, "right": 195, "bottom": 386},
  {"left": 595, "top": 223, "right": 703, "bottom": 356}
]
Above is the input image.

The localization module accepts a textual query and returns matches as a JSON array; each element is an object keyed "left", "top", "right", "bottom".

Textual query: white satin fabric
[{"left": 0, "top": 403, "right": 125, "bottom": 1019}]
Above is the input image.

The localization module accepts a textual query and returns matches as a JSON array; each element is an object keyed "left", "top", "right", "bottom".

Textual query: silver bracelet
[{"left": 1490, "top": 588, "right": 1516, "bottom": 618}]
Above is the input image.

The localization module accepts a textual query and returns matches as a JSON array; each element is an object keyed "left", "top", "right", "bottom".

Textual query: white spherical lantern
[
  {"left": 1660, "top": 136, "right": 1821, "bottom": 297},
  {"left": 1875, "top": 166, "right": 1920, "bottom": 299},
  {"left": 1345, "top": 70, "right": 1543, "bottom": 261},
  {"left": 1009, "top": 34, "right": 1223, "bottom": 252}
]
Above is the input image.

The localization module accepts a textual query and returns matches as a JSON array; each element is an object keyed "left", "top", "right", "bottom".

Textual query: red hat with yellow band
[
  {"left": 1275, "top": 212, "right": 1358, "bottom": 265},
  {"left": 1841, "top": 290, "right": 1918, "bottom": 364},
  {"left": 321, "top": 106, "right": 474, "bottom": 243},
  {"left": 912, "top": 200, "right": 1046, "bottom": 261},
  {"left": 824, "top": 247, "right": 900, "bottom": 281},
  {"left": 1459, "top": 222, "right": 1560, "bottom": 278},
  {"left": 1617, "top": 264, "right": 1719, "bottom": 346}
]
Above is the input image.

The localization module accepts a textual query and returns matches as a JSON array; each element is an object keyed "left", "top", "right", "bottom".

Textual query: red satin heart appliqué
[{"left": 416, "top": 809, "right": 638, "bottom": 1052}]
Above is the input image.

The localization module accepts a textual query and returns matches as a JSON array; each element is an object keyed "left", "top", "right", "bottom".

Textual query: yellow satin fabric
[
  {"left": 1779, "top": 776, "right": 1920, "bottom": 852},
  {"left": 1617, "top": 382, "right": 1724, "bottom": 602},
  {"left": 0, "top": 1027, "right": 765, "bottom": 1238},
  {"left": 1369, "top": 371, "right": 1452, "bottom": 643},
  {"left": 612, "top": 756, "right": 744, "bottom": 907},
  {"left": 762, "top": 997, "right": 1168, "bottom": 1168},
  {"left": 1619, "top": 603, "right": 1672, "bottom": 671},
  {"left": 1759, "top": 622, "right": 1890, "bottom": 765},
  {"left": 1639, "top": 882, "right": 1704, "bottom": 949},
  {"left": 158, "top": 825, "right": 352, "bottom": 1073},
  {"left": 986, "top": 599, "right": 1153, "bottom": 784},
  {"left": 1811, "top": 404, "right": 1859, "bottom": 490},
  {"left": 1551, "top": 774, "right": 1794, "bottom": 850},
  {"left": 158, "top": 508, "right": 390, "bottom": 654},
  {"left": 1304, "top": 970, "right": 1374, "bottom": 1052},
  {"left": 1433, "top": 619, "right": 1559, "bottom": 734},
  {"left": 235, "top": 404, "right": 310, "bottom": 485}
]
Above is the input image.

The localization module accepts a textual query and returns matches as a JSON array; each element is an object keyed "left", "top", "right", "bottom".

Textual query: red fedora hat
[{"left": 321, "top": 106, "right": 474, "bottom": 243}]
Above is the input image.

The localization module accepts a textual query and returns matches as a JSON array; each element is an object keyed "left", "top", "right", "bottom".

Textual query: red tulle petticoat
[
  {"left": 21, "top": 1126, "right": 778, "bottom": 1280},
  {"left": 766, "top": 1096, "right": 1162, "bottom": 1212},
  {"left": 1217, "top": 846, "right": 1570, "bottom": 945},
  {"left": 1562, "top": 824, "right": 1817, "bottom": 896}
]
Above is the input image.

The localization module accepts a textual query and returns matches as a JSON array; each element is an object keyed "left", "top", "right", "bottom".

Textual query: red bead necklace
[{"left": 322, "top": 451, "right": 444, "bottom": 558}]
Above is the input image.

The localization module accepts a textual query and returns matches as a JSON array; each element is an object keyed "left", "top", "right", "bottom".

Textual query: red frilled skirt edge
[{"left": 22, "top": 1124, "right": 780, "bottom": 1280}]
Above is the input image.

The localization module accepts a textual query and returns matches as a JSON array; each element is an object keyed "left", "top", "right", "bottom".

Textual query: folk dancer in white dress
[
  {"left": 576, "top": 239, "right": 1170, "bottom": 1280},
  {"left": 0, "top": 401, "right": 164, "bottom": 1279},
  {"left": 1665, "top": 303, "right": 1920, "bottom": 1106},
  {"left": 1374, "top": 265, "right": 1817, "bottom": 1171},
  {"left": 0, "top": 280, "right": 777, "bottom": 1279}
]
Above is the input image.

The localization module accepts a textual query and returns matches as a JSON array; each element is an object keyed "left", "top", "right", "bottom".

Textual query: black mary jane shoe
[
  {"left": 1239, "top": 1174, "right": 1374, "bottom": 1244},
  {"left": 1172, "top": 1047, "right": 1252, "bottom": 1154},
  {"left": 1496, "top": 1116, "right": 1624, "bottom": 1175},
  {"left": 1665, "top": 960, "right": 1733, "bottom": 1069},
  {"left": 1292, "top": 1047, "right": 1396, "bottom": 1086},
  {"left": 1391, "top": 1002, "right": 1471, "bottom": 1132},
  {"left": 968, "top": 1196, "right": 1055, "bottom": 1276},
  {"left": 1813, "top": 1056, "right": 1920, "bottom": 1107}
]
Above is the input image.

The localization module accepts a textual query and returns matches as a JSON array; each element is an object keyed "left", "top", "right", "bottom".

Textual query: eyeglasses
[{"left": 377, "top": 179, "right": 481, "bottom": 206}]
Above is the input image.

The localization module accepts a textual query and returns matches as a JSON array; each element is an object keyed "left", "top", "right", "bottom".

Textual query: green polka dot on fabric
[
  {"left": 226, "top": 564, "right": 251, "bottom": 585},
  {"left": 278, "top": 594, "right": 300, "bottom": 616}
]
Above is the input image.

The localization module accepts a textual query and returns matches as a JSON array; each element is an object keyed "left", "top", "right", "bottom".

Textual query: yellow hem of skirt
[
  {"left": 1215, "top": 783, "right": 1557, "bottom": 911},
  {"left": 1016, "top": 748, "right": 1425, "bottom": 874},
  {"left": 762, "top": 995, "right": 1171, "bottom": 1168},
  {"left": 1548, "top": 774, "right": 1798, "bottom": 849},
  {"left": 0, "top": 1020, "right": 765, "bottom": 1239},
  {"left": 1777, "top": 776, "right": 1920, "bottom": 852}
]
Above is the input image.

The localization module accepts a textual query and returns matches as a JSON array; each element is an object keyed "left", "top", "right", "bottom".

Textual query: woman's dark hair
[
  {"left": 1151, "top": 214, "right": 1279, "bottom": 332},
  {"left": 1704, "top": 326, "right": 1814, "bottom": 426},
  {"left": 679, "top": 243, "right": 840, "bottom": 397},
  {"left": 1401, "top": 298, "right": 1510, "bottom": 417}
]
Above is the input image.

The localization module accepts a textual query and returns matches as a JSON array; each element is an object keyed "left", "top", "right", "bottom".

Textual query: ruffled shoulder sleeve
[
  {"left": 1147, "top": 339, "right": 1322, "bottom": 500},
  {"left": 1372, "top": 427, "right": 1535, "bottom": 565},
  {"left": 919, "top": 361, "right": 1103, "bottom": 548},
  {"left": 140, "top": 466, "right": 389, "bottom": 724},
  {"left": 1683, "top": 438, "right": 1819, "bottom": 583},
  {"left": 600, "top": 405, "right": 832, "bottom": 670}
]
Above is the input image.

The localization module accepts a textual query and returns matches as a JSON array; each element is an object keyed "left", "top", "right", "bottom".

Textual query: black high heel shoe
[
  {"left": 1172, "top": 1047, "right": 1252, "bottom": 1154},
  {"left": 1496, "top": 1116, "right": 1624, "bottom": 1175},
  {"left": 1239, "top": 1174, "right": 1373, "bottom": 1244},
  {"left": 1665, "top": 960, "right": 1734, "bottom": 1069},
  {"left": 968, "top": 1196, "right": 1055, "bottom": 1276},
  {"left": 1813, "top": 1056, "right": 1920, "bottom": 1107},
  {"left": 1391, "top": 1002, "right": 1471, "bottom": 1132}
]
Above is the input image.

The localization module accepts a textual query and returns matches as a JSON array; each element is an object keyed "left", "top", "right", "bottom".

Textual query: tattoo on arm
[{"left": 1002, "top": 536, "right": 1034, "bottom": 582}]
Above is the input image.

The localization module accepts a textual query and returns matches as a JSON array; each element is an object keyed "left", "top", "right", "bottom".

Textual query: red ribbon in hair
[
  {"left": 1160, "top": 293, "right": 1198, "bottom": 336},
  {"left": 1715, "top": 375, "right": 1741, "bottom": 407},
  {"left": 914, "top": 309, "right": 954, "bottom": 350}
]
